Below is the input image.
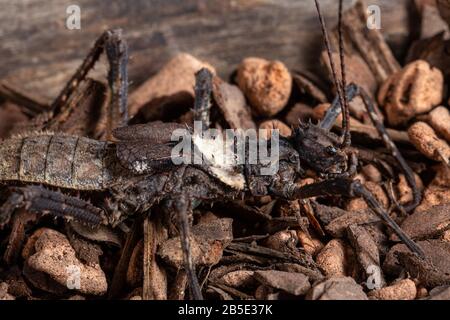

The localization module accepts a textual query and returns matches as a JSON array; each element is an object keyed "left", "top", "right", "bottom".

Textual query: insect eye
[
  {"left": 326, "top": 146, "right": 337, "bottom": 155},
  {"left": 289, "top": 153, "right": 298, "bottom": 163}
]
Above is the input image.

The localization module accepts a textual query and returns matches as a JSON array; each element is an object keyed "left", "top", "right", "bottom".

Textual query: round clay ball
[{"left": 236, "top": 57, "right": 292, "bottom": 117}]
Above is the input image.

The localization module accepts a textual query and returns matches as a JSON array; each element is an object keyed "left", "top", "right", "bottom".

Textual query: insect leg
[
  {"left": 358, "top": 87, "right": 421, "bottom": 212},
  {"left": 51, "top": 30, "right": 112, "bottom": 114},
  {"left": 193, "top": 68, "right": 213, "bottom": 130},
  {"left": 0, "top": 192, "right": 23, "bottom": 228},
  {"left": 319, "top": 84, "right": 359, "bottom": 131},
  {"left": 350, "top": 180, "right": 425, "bottom": 258},
  {"left": 319, "top": 83, "right": 421, "bottom": 212},
  {"left": 50, "top": 30, "right": 128, "bottom": 138},
  {"left": 104, "top": 29, "right": 129, "bottom": 137},
  {"left": 166, "top": 194, "right": 203, "bottom": 300},
  {"left": 0, "top": 186, "right": 105, "bottom": 228},
  {"left": 281, "top": 178, "right": 425, "bottom": 258}
]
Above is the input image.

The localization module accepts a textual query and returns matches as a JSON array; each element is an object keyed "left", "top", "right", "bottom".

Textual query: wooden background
[{"left": 0, "top": 0, "right": 411, "bottom": 102}]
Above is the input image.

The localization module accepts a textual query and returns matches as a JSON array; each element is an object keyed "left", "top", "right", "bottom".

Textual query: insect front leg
[
  {"left": 319, "top": 84, "right": 360, "bottom": 131},
  {"left": 319, "top": 83, "right": 421, "bottom": 212},
  {"left": 164, "top": 194, "right": 203, "bottom": 300},
  {"left": 0, "top": 186, "right": 106, "bottom": 228},
  {"left": 321, "top": 151, "right": 358, "bottom": 180},
  {"left": 278, "top": 178, "right": 425, "bottom": 258}
]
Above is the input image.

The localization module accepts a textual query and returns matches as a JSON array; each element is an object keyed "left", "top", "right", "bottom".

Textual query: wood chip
[
  {"left": 325, "top": 209, "right": 379, "bottom": 238},
  {"left": 26, "top": 229, "right": 107, "bottom": 295},
  {"left": 316, "top": 239, "right": 348, "bottom": 277},
  {"left": 347, "top": 224, "right": 386, "bottom": 288},
  {"left": 392, "top": 203, "right": 450, "bottom": 241},
  {"left": 384, "top": 239, "right": 450, "bottom": 286},
  {"left": 254, "top": 270, "right": 311, "bottom": 296},
  {"left": 128, "top": 53, "right": 215, "bottom": 119},
  {"left": 292, "top": 72, "right": 327, "bottom": 103},
  {"left": 306, "top": 277, "right": 368, "bottom": 300},
  {"left": 368, "top": 279, "right": 416, "bottom": 300},
  {"left": 212, "top": 77, "right": 255, "bottom": 130},
  {"left": 158, "top": 218, "right": 233, "bottom": 268},
  {"left": 143, "top": 217, "right": 168, "bottom": 300}
]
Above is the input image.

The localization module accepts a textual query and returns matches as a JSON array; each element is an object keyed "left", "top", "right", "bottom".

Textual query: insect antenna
[
  {"left": 337, "top": 0, "right": 351, "bottom": 147},
  {"left": 314, "top": 0, "right": 350, "bottom": 147}
]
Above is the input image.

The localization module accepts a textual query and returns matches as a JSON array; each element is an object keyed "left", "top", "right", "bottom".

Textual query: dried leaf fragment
[
  {"left": 347, "top": 224, "right": 385, "bottom": 288},
  {"left": 384, "top": 239, "right": 450, "bottom": 282},
  {"left": 220, "top": 270, "right": 257, "bottom": 288}
]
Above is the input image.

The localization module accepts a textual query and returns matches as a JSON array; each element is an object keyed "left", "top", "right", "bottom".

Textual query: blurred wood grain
[{"left": 0, "top": 0, "right": 411, "bottom": 102}]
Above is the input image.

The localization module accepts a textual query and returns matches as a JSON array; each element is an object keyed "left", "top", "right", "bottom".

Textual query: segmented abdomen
[{"left": 0, "top": 133, "right": 117, "bottom": 190}]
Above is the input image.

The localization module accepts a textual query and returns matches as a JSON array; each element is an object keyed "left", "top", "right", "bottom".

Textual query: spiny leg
[
  {"left": 51, "top": 31, "right": 110, "bottom": 113},
  {"left": 193, "top": 68, "right": 213, "bottom": 130},
  {"left": 319, "top": 83, "right": 359, "bottom": 131},
  {"left": 0, "top": 186, "right": 105, "bottom": 228},
  {"left": 105, "top": 29, "right": 129, "bottom": 137},
  {"left": 0, "top": 192, "right": 23, "bottom": 228},
  {"left": 280, "top": 178, "right": 425, "bottom": 258},
  {"left": 349, "top": 180, "right": 425, "bottom": 257},
  {"left": 300, "top": 0, "right": 421, "bottom": 226},
  {"left": 50, "top": 29, "right": 129, "bottom": 138},
  {"left": 358, "top": 87, "right": 421, "bottom": 212},
  {"left": 166, "top": 194, "right": 203, "bottom": 300},
  {"left": 318, "top": 83, "right": 421, "bottom": 212}
]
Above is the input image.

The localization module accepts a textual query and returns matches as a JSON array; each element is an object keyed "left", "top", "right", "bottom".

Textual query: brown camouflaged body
[{"left": 0, "top": 133, "right": 123, "bottom": 190}]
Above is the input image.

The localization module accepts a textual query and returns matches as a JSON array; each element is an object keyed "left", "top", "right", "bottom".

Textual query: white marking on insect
[
  {"left": 132, "top": 161, "right": 148, "bottom": 174},
  {"left": 192, "top": 133, "right": 246, "bottom": 190}
]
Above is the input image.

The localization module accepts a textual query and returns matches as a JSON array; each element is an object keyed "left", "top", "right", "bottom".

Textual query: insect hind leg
[
  {"left": 0, "top": 186, "right": 106, "bottom": 228},
  {"left": 0, "top": 192, "right": 23, "bottom": 228},
  {"left": 50, "top": 30, "right": 129, "bottom": 139},
  {"left": 281, "top": 177, "right": 425, "bottom": 259},
  {"left": 193, "top": 68, "right": 213, "bottom": 130},
  {"left": 164, "top": 194, "right": 203, "bottom": 300},
  {"left": 104, "top": 29, "right": 129, "bottom": 137}
]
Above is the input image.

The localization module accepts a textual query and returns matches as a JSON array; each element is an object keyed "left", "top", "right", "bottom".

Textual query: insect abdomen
[{"left": 0, "top": 134, "right": 115, "bottom": 190}]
